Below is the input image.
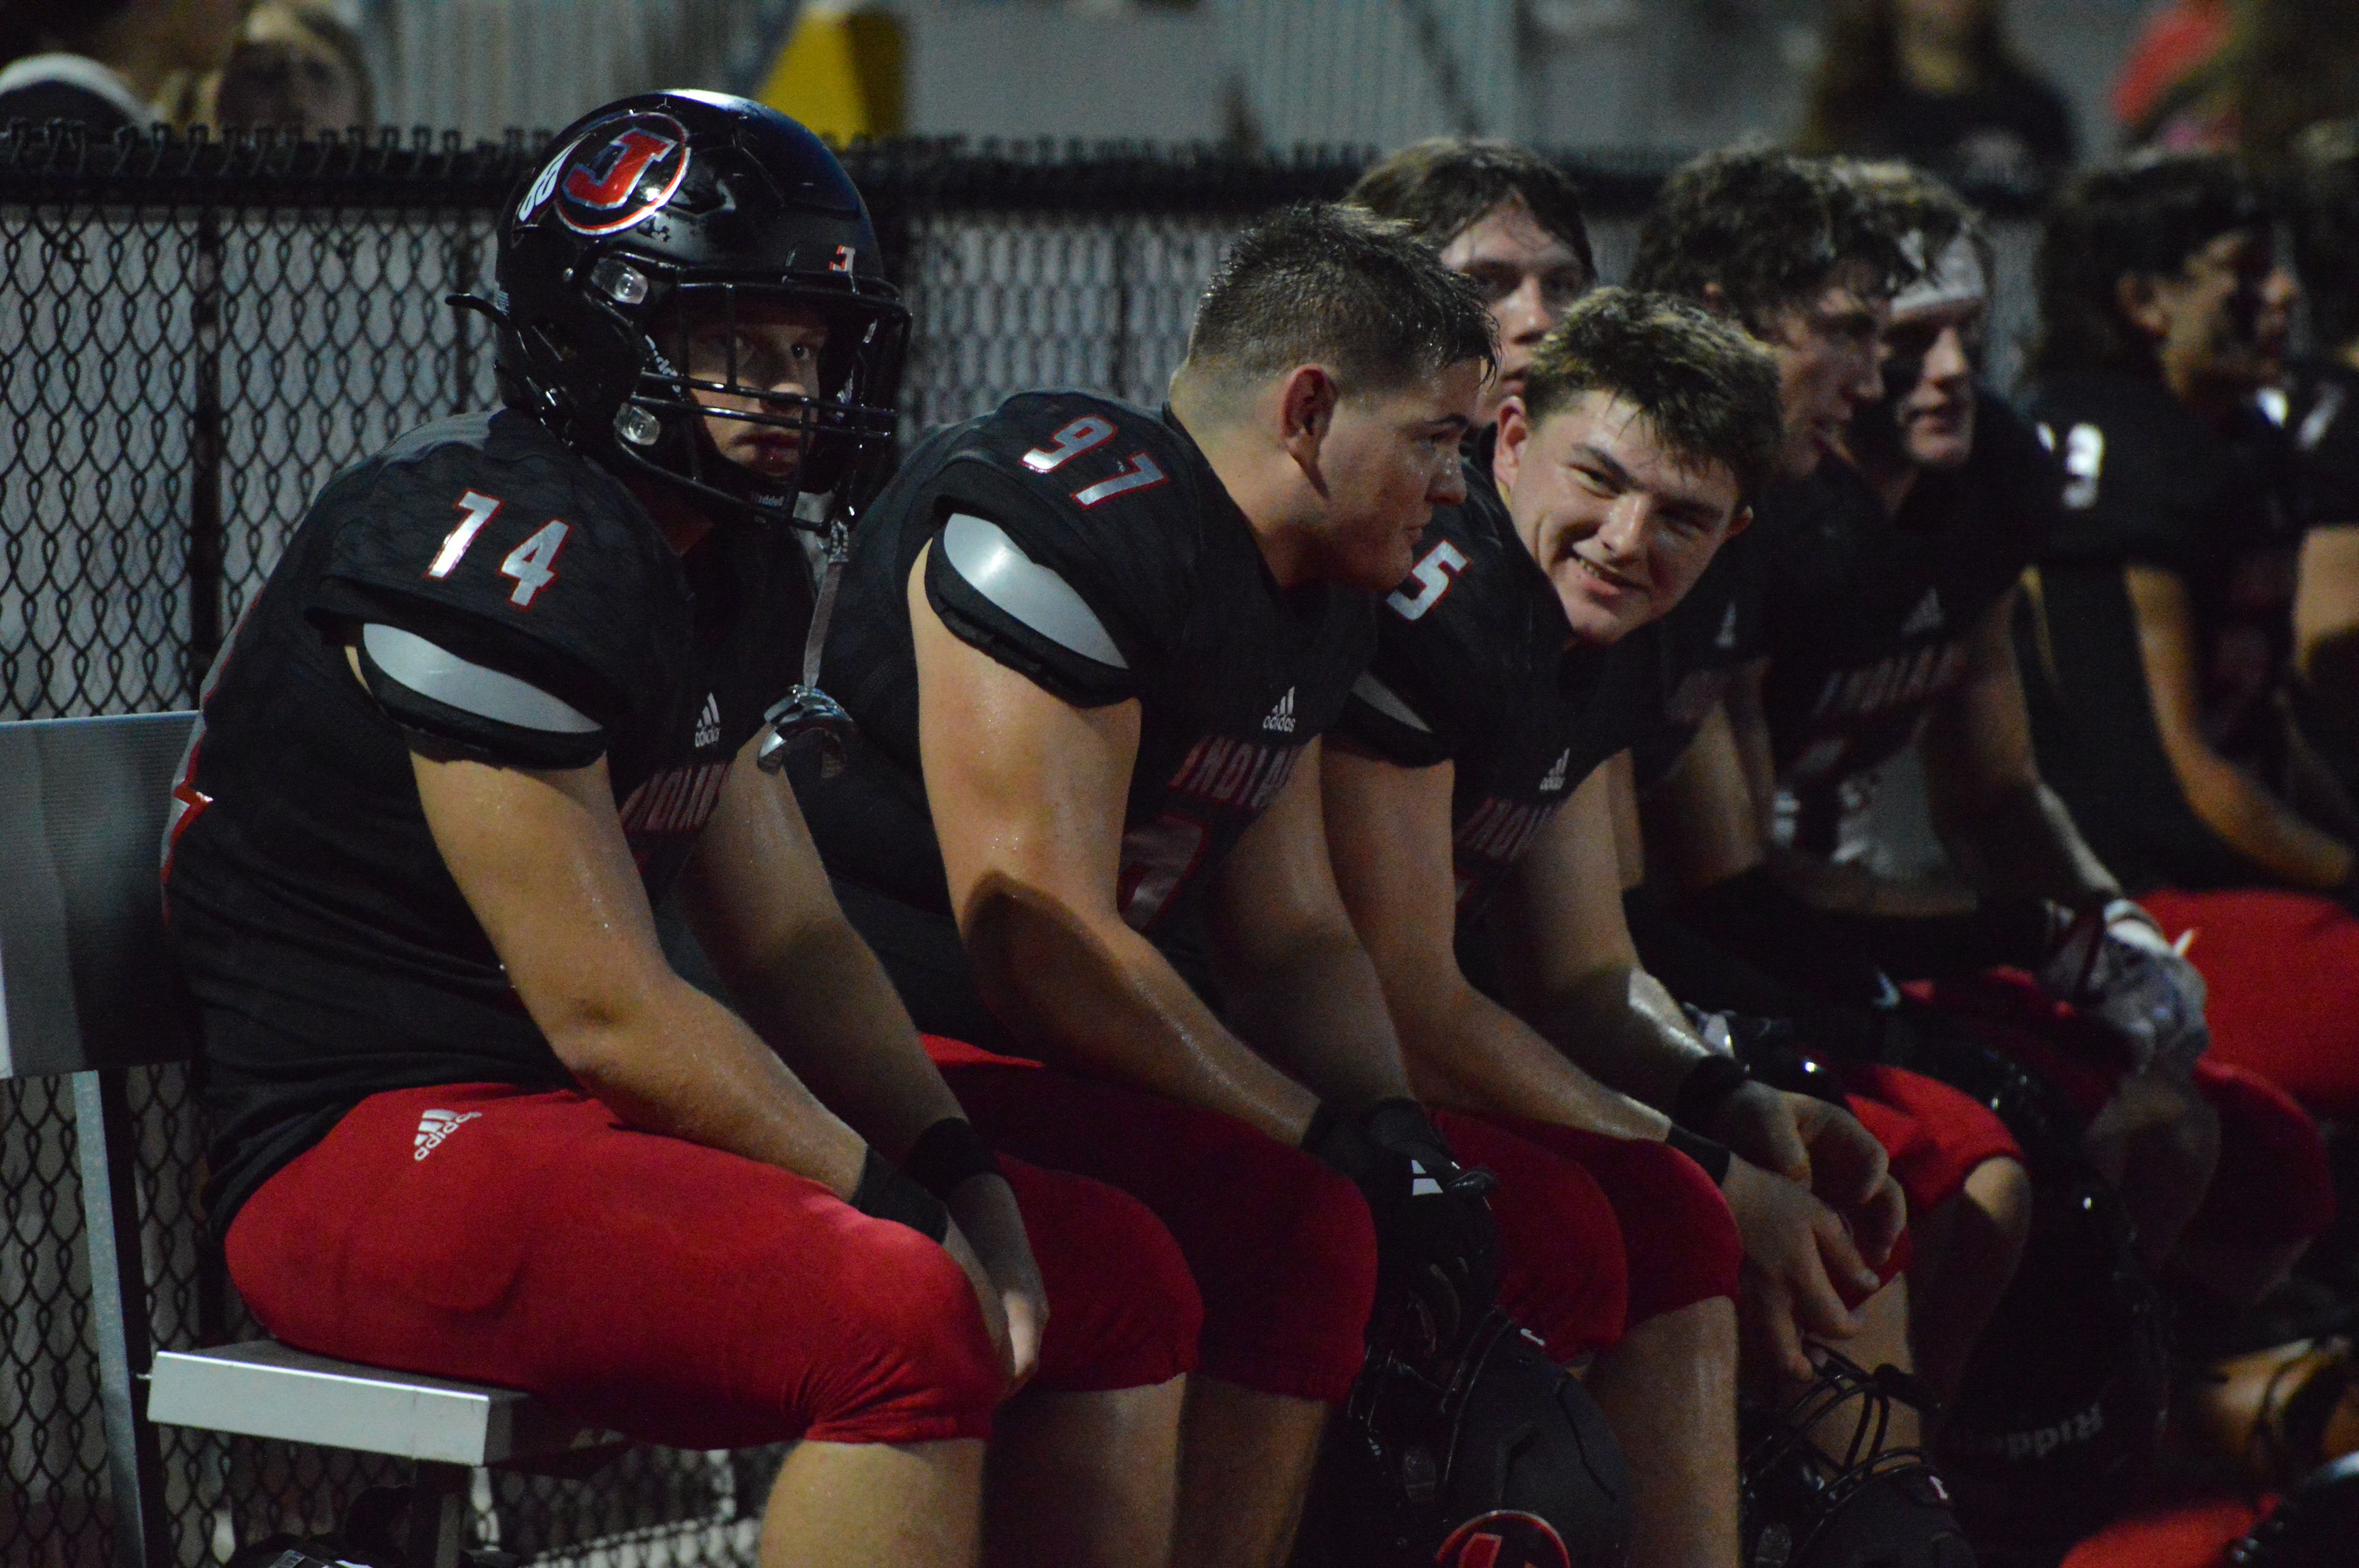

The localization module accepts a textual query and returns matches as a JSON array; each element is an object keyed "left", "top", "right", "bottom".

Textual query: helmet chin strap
[{"left": 759, "top": 513, "right": 856, "bottom": 777}]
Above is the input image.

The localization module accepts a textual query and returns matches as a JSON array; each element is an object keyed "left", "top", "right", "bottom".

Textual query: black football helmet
[
  {"left": 1294, "top": 1310, "right": 1631, "bottom": 1568},
  {"left": 1739, "top": 1349, "right": 1974, "bottom": 1568},
  {"left": 477, "top": 90, "right": 909, "bottom": 530},
  {"left": 1879, "top": 1011, "right": 2172, "bottom": 1567}
]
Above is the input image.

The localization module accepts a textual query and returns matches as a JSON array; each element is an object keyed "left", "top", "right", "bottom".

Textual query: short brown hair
[
  {"left": 1522, "top": 287, "right": 1785, "bottom": 504},
  {"left": 1346, "top": 139, "right": 1596, "bottom": 282},
  {"left": 1629, "top": 148, "right": 1914, "bottom": 329},
  {"left": 1183, "top": 203, "right": 1496, "bottom": 396}
]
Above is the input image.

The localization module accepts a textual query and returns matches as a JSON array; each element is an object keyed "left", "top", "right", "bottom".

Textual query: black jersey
[
  {"left": 2017, "top": 370, "right": 2304, "bottom": 890},
  {"left": 1755, "top": 399, "right": 2060, "bottom": 852},
  {"left": 796, "top": 392, "right": 1375, "bottom": 950},
  {"left": 1628, "top": 520, "right": 1772, "bottom": 789},
  {"left": 164, "top": 410, "right": 806, "bottom": 1228},
  {"left": 1333, "top": 461, "right": 1655, "bottom": 922}
]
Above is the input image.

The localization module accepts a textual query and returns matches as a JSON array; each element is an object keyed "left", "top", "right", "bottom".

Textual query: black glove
[{"left": 1305, "top": 1098, "right": 1499, "bottom": 1354}]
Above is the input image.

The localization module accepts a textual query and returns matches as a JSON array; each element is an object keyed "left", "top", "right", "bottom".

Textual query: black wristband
[
  {"left": 1664, "top": 1125, "right": 1734, "bottom": 1187},
  {"left": 1672, "top": 1054, "right": 1751, "bottom": 1134},
  {"left": 850, "top": 1147, "right": 950, "bottom": 1242},
  {"left": 904, "top": 1117, "right": 1003, "bottom": 1201}
]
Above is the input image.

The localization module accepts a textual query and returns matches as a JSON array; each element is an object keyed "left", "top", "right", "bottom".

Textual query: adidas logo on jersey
[
  {"left": 413, "top": 1108, "right": 482, "bottom": 1161},
  {"left": 693, "top": 693, "right": 722, "bottom": 749},
  {"left": 1713, "top": 601, "right": 1739, "bottom": 651},
  {"left": 1538, "top": 749, "right": 1571, "bottom": 793},
  {"left": 1901, "top": 589, "right": 1944, "bottom": 637},
  {"left": 1409, "top": 1159, "right": 1444, "bottom": 1198},
  {"left": 1264, "top": 687, "right": 1296, "bottom": 734}
]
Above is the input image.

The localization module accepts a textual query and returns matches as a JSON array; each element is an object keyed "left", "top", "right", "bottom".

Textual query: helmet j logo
[
  {"left": 552, "top": 114, "right": 691, "bottom": 236},
  {"left": 1435, "top": 1510, "right": 1572, "bottom": 1568}
]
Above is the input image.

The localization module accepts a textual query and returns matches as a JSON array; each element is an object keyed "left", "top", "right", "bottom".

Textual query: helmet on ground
[
  {"left": 483, "top": 90, "right": 908, "bottom": 529},
  {"left": 1739, "top": 1349, "right": 1974, "bottom": 1568},
  {"left": 1295, "top": 1310, "right": 1631, "bottom": 1568}
]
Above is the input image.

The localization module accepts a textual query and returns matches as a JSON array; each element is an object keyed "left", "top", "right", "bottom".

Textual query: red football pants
[
  {"left": 1837, "top": 1062, "right": 2024, "bottom": 1218},
  {"left": 931, "top": 1044, "right": 1377, "bottom": 1404},
  {"left": 227, "top": 1082, "right": 1202, "bottom": 1449},
  {"left": 1440, "top": 1113, "right": 1743, "bottom": 1361},
  {"left": 1917, "top": 973, "right": 2336, "bottom": 1246},
  {"left": 2140, "top": 887, "right": 2359, "bottom": 1117}
]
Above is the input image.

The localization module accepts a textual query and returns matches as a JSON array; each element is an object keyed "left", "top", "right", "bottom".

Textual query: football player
[
  {"left": 790, "top": 203, "right": 1506, "bottom": 1568},
  {"left": 163, "top": 95, "right": 1203, "bottom": 1568},
  {"left": 1320, "top": 286, "right": 1887, "bottom": 1568},
  {"left": 1602, "top": 150, "right": 2037, "bottom": 1433},
  {"left": 2004, "top": 154, "right": 2352, "bottom": 1215},
  {"left": 1345, "top": 138, "right": 1596, "bottom": 428}
]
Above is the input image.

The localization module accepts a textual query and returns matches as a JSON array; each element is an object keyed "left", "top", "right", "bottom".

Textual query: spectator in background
[
  {"left": 2111, "top": 0, "right": 2231, "bottom": 150},
  {"left": 2118, "top": 0, "right": 2359, "bottom": 177},
  {"left": 0, "top": 0, "right": 245, "bottom": 133},
  {"left": 1798, "top": 0, "right": 2073, "bottom": 192},
  {"left": 207, "top": 0, "right": 372, "bottom": 132}
]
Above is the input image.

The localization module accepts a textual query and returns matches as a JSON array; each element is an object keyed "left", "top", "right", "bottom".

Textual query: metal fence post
[
  {"left": 74, "top": 1071, "right": 171, "bottom": 1568},
  {"left": 186, "top": 213, "right": 227, "bottom": 703}
]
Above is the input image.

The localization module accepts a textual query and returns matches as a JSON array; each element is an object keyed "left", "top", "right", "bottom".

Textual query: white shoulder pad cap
[
  {"left": 359, "top": 623, "right": 600, "bottom": 735},
  {"left": 939, "top": 512, "right": 1127, "bottom": 669},
  {"left": 1352, "top": 671, "right": 1434, "bottom": 734}
]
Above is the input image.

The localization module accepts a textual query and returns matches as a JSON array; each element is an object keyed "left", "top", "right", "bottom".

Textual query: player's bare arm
[
  {"left": 1918, "top": 587, "right": 2119, "bottom": 907},
  {"left": 2126, "top": 562, "right": 2357, "bottom": 888},
  {"left": 680, "top": 733, "right": 1046, "bottom": 1383},
  {"left": 1320, "top": 742, "right": 1664, "bottom": 1138},
  {"left": 410, "top": 738, "right": 1022, "bottom": 1370},
  {"left": 1194, "top": 739, "right": 1419, "bottom": 1110},
  {"left": 1500, "top": 768, "right": 1898, "bottom": 1221},
  {"left": 910, "top": 553, "right": 1322, "bottom": 1145}
]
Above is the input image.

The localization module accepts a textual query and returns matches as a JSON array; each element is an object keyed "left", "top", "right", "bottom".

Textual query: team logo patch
[
  {"left": 552, "top": 113, "right": 691, "bottom": 236},
  {"left": 1434, "top": 1510, "right": 1572, "bottom": 1568}
]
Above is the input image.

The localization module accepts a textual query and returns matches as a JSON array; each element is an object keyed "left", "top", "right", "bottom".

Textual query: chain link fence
[{"left": 0, "top": 123, "right": 2047, "bottom": 1567}]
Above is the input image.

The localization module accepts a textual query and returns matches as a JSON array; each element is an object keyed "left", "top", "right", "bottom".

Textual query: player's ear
[
  {"left": 1724, "top": 502, "right": 1753, "bottom": 539},
  {"left": 2115, "top": 271, "right": 2170, "bottom": 340},
  {"left": 1277, "top": 363, "right": 1339, "bottom": 469},
  {"left": 1492, "top": 395, "right": 1532, "bottom": 497}
]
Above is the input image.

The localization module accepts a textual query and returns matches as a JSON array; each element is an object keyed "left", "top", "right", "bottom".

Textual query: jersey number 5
[{"left": 1387, "top": 540, "right": 1469, "bottom": 621}]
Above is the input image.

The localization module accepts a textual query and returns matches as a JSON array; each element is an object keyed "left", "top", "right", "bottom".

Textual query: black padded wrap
[
  {"left": 851, "top": 1147, "right": 950, "bottom": 1242},
  {"left": 354, "top": 633, "right": 608, "bottom": 770},
  {"left": 1670, "top": 1055, "right": 1750, "bottom": 1134},
  {"left": 1663, "top": 1126, "right": 1733, "bottom": 1187},
  {"left": 904, "top": 1115, "right": 1003, "bottom": 1201}
]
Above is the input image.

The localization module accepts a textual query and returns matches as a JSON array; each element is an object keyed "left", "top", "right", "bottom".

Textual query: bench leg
[{"left": 407, "top": 1461, "right": 470, "bottom": 1568}]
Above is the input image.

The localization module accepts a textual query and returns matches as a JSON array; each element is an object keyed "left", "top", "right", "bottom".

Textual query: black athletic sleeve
[{"left": 303, "top": 417, "right": 677, "bottom": 766}]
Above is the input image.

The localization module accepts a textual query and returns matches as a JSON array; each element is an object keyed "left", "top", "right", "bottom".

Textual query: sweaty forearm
[
  {"left": 714, "top": 914, "right": 968, "bottom": 1164},
  {"left": 554, "top": 973, "right": 869, "bottom": 1198},
  {"left": 1522, "top": 962, "right": 1718, "bottom": 1114},
  {"left": 1400, "top": 979, "right": 1667, "bottom": 1140},
  {"left": 1214, "top": 921, "right": 1415, "bottom": 1111},
  {"left": 962, "top": 884, "right": 1320, "bottom": 1143},
  {"left": 1939, "top": 781, "right": 2119, "bottom": 910}
]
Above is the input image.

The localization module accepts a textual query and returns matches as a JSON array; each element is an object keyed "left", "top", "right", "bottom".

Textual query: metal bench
[{"left": 0, "top": 712, "right": 598, "bottom": 1568}]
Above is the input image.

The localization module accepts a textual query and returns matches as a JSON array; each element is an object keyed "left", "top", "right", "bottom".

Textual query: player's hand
[
  {"left": 1305, "top": 1098, "right": 1499, "bottom": 1354},
  {"left": 944, "top": 1174, "right": 1046, "bottom": 1394},
  {"left": 1723, "top": 1157, "right": 1882, "bottom": 1382}
]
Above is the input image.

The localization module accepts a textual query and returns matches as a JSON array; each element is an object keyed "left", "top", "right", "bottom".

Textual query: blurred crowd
[{"left": 0, "top": 0, "right": 370, "bottom": 136}]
